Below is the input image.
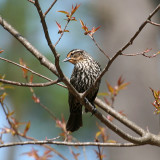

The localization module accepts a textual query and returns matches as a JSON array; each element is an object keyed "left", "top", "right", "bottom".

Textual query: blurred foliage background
[{"left": 0, "top": 0, "right": 160, "bottom": 160}]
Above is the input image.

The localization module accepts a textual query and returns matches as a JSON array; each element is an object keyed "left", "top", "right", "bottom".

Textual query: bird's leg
[{"left": 84, "top": 98, "right": 97, "bottom": 115}]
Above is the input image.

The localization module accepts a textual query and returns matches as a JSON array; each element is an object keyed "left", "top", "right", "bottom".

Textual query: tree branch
[
  {"left": 89, "top": 35, "right": 110, "bottom": 60},
  {"left": 147, "top": 20, "right": 160, "bottom": 26},
  {"left": 0, "top": 56, "right": 52, "bottom": 81},
  {"left": 86, "top": 102, "right": 149, "bottom": 144},
  {"left": 0, "top": 133, "right": 160, "bottom": 148},
  {"left": 54, "top": 20, "right": 70, "bottom": 47},
  {"left": 1, "top": 100, "right": 22, "bottom": 141},
  {"left": 0, "top": 56, "right": 66, "bottom": 88},
  {"left": 121, "top": 49, "right": 151, "bottom": 56},
  {"left": 0, "top": 78, "right": 60, "bottom": 87},
  {"left": 44, "top": 0, "right": 58, "bottom": 17},
  {"left": 0, "top": 140, "right": 139, "bottom": 148},
  {"left": 95, "top": 98, "right": 145, "bottom": 136}
]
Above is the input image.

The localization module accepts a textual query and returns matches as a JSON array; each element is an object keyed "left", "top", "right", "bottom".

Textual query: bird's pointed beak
[{"left": 63, "top": 57, "right": 71, "bottom": 62}]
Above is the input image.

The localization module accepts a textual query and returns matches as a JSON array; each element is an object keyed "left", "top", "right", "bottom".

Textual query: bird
[{"left": 63, "top": 49, "right": 101, "bottom": 132}]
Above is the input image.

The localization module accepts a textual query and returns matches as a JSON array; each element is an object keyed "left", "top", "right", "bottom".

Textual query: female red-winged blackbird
[{"left": 63, "top": 49, "right": 101, "bottom": 132}]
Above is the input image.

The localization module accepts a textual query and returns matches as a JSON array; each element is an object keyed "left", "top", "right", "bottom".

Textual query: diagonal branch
[
  {"left": 81, "top": 98, "right": 150, "bottom": 144},
  {"left": 95, "top": 98, "right": 145, "bottom": 136},
  {"left": 44, "top": 0, "right": 58, "bottom": 17},
  {"left": 89, "top": 35, "right": 110, "bottom": 60}
]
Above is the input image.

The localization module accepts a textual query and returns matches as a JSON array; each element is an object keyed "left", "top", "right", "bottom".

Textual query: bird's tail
[{"left": 66, "top": 112, "right": 82, "bottom": 132}]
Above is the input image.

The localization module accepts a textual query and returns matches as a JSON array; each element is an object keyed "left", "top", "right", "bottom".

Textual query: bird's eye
[{"left": 70, "top": 52, "right": 74, "bottom": 56}]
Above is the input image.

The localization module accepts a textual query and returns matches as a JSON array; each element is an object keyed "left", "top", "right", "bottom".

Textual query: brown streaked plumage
[{"left": 63, "top": 49, "right": 101, "bottom": 132}]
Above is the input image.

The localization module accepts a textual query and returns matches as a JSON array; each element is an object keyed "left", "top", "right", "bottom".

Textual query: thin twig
[
  {"left": 97, "top": 145, "right": 102, "bottom": 160},
  {"left": 121, "top": 48, "right": 152, "bottom": 57},
  {"left": 122, "top": 51, "right": 159, "bottom": 58},
  {"left": 22, "top": 71, "right": 59, "bottom": 121},
  {"left": 54, "top": 20, "right": 70, "bottom": 47},
  {"left": 0, "top": 57, "right": 52, "bottom": 82},
  {"left": 147, "top": 20, "right": 160, "bottom": 26},
  {"left": 44, "top": 0, "right": 58, "bottom": 17},
  {"left": 39, "top": 102, "right": 57, "bottom": 120},
  {"left": 89, "top": 35, "right": 110, "bottom": 60},
  {"left": 0, "top": 56, "right": 67, "bottom": 88},
  {"left": 142, "top": 52, "right": 159, "bottom": 58},
  {"left": 0, "top": 103, "right": 22, "bottom": 141},
  {"left": 0, "top": 78, "right": 60, "bottom": 87}
]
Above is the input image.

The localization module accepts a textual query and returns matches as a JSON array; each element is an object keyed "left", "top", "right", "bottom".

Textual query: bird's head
[{"left": 63, "top": 49, "right": 90, "bottom": 64}]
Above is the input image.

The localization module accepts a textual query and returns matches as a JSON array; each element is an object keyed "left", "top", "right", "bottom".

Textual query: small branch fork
[{"left": 0, "top": 0, "right": 160, "bottom": 148}]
